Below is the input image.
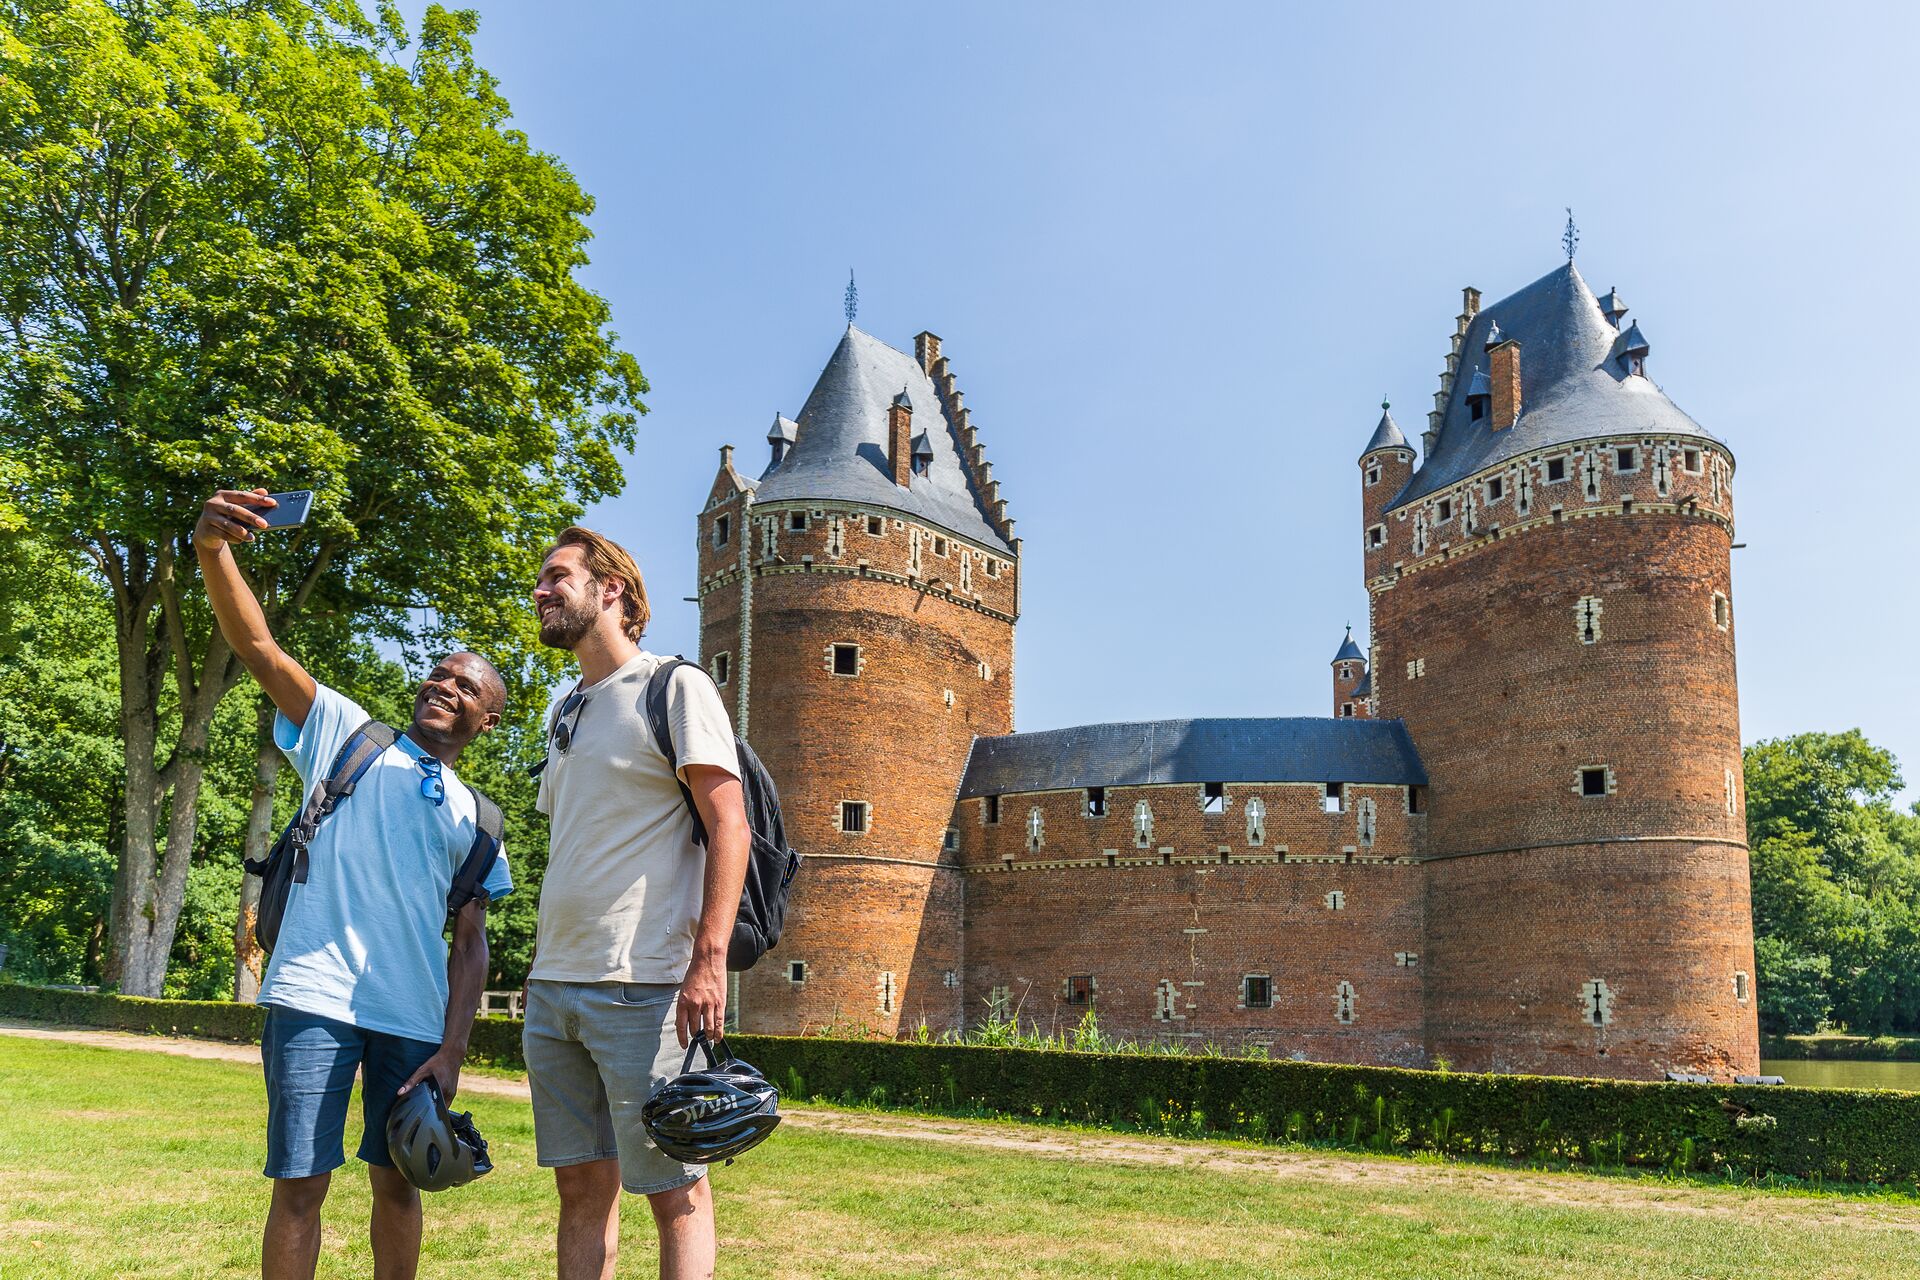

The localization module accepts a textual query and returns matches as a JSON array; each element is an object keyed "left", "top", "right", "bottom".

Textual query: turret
[
  {"left": 701, "top": 325, "right": 1019, "bottom": 1038},
  {"left": 1360, "top": 402, "right": 1414, "bottom": 565},
  {"left": 1331, "top": 627, "right": 1366, "bottom": 718}
]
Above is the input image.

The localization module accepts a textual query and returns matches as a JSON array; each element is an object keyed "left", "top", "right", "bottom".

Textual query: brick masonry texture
[{"left": 694, "top": 319, "right": 1758, "bottom": 1080}]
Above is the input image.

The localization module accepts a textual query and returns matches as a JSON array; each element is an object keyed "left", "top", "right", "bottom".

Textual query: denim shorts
[
  {"left": 260, "top": 1005, "right": 438, "bottom": 1179},
  {"left": 522, "top": 980, "right": 705, "bottom": 1196}
]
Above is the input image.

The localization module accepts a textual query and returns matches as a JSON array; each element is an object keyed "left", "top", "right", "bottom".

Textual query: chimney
[
  {"left": 914, "top": 331, "right": 941, "bottom": 373},
  {"left": 888, "top": 389, "right": 914, "bottom": 487},
  {"left": 1489, "top": 339, "right": 1522, "bottom": 430}
]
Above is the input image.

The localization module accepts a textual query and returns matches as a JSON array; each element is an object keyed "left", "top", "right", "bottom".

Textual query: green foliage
[
  {"left": 13, "top": 987, "right": 1920, "bottom": 1186},
  {"left": 1745, "top": 732, "right": 1920, "bottom": 1036},
  {"left": 0, "top": 0, "right": 642, "bottom": 993}
]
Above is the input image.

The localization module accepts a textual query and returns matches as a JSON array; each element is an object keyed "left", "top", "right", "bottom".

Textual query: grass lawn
[{"left": 1, "top": 1036, "right": 1915, "bottom": 1279}]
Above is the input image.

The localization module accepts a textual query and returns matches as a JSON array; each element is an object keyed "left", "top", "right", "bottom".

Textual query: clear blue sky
[{"left": 414, "top": 2, "right": 1919, "bottom": 806}]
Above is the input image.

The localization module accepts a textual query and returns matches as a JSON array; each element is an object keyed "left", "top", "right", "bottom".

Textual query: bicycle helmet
[
  {"left": 641, "top": 1032, "right": 782, "bottom": 1164},
  {"left": 386, "top": 1078, "right": 493, "bottom": 1191}
]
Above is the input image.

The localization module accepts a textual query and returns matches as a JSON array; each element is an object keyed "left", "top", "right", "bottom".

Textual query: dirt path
[{"left": 6, "top": 1019, "right": 1916, "bottom": 1232}]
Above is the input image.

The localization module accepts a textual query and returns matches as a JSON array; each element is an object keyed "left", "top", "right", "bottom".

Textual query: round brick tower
[
  {"left": 696, "top": 327, "right": 1018, "bottom": 1036},
  {"left": 1364, "top": 265, "right": 1758, "bottom": 1079}
]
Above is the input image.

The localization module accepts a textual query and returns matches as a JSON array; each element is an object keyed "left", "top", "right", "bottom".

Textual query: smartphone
[{"left": 260, "top": 490, "right": 314, "bottom": 529}]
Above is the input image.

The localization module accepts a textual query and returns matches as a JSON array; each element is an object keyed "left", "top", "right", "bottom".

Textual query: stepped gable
[
  {"left": 1396, "top": 262, "right": 1723, "bottom": 507},
  {"left": 957, "top": 717, "right": 1427, "bottom": 798},
  {"left": 755, "top": 325, "right": 1012, "bottom": 553}
]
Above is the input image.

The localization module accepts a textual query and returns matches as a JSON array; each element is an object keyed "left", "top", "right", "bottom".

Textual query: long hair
[{"left": 548, "top": 526, "right": 650, "bottom": 642}]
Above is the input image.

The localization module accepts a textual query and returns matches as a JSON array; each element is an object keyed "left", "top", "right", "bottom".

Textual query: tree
[{"left": 0, "top": 0, "right": 643, "bottom": 994}]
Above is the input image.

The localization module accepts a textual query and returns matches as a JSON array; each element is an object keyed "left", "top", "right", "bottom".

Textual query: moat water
[{"left": 1759, "top": 1059, "right": 1920, "bottom": 1091}]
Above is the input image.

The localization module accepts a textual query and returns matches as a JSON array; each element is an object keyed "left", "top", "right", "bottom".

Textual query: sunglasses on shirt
[
  {"left": 415, "top": 754, "right": 446, "bottom": 807},
  {"left": 551, "top": 687, "right": 587, "bottom": 755}
]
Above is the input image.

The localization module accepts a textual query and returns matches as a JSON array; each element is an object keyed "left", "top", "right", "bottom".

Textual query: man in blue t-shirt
[{"left": 197, "top": 487, "right": 512, "bottom": 1280}]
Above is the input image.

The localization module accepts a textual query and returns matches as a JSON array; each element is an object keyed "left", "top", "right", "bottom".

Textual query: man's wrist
[{"left": 691, "top": 939, "right": 727, "bottom": 966}]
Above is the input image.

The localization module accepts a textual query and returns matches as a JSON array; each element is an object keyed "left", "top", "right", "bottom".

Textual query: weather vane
[
  {"left": 844, "top": 269, "right": 858, "bottom": 325},
  {"left": 1562, "top": 208, "right": 1579, "bottom": 261}
]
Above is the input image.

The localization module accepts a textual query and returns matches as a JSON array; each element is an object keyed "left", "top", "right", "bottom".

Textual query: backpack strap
[
  {"left": 447, "top": 787, "right": 505, "bottom": 918},
  {"left": 287, "top": 720, "right": 398, "bottom": 884},
  {"left": 644, "top": 658, "right": 712, "bottom": 847}
]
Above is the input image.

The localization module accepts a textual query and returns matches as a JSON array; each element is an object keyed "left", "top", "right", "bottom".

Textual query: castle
[{"left": 696, "top": 260, "right": 1759, "bottom": 1080}]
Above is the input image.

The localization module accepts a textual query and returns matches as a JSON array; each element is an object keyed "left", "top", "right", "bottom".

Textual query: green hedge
[
  {"left": 1763, "top": 1033, "right": 1920, "bottom": 1062},
  {"left": 9, "top": 984, "right": 1920, "bottom": 1185}
]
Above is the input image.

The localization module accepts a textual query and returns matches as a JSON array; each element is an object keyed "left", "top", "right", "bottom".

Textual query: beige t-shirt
[{"left": 531, "top": 651, "right": 739, "bottom": 983}]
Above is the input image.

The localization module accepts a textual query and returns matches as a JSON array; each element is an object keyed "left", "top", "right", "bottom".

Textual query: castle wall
[
  {"left": 1368, "top": 480, "right": 1757, "bottom": 1078},
  {"left": 954, "top": 781, "right": 1426, "bottom": 1062},
  {"left": 699, "top": 483, "right": 1015, "bottom": 1036}
]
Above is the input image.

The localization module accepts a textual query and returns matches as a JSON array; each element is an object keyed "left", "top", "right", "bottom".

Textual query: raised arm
[
  {"left": 676, "top": 764, "right": 750, "bottom": 1048},
  {"left": 193, "top": 488, "right": 317, "bottom": 728}
]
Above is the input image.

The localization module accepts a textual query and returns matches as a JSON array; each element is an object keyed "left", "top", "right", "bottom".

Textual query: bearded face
[{"left": 537, "top": 583, "right": 600, "bottom": 650}]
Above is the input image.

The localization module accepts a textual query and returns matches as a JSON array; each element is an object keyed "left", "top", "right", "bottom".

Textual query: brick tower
[
  {"left": 697, "top": 327, "right": 1019, "bottom": 1036},
  {"left": 1363, "top": 264, "right": 1758, "bottom": 1077}
]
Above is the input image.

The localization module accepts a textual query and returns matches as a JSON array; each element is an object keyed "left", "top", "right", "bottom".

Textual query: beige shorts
[{"left": 522, "top": 979, "right": 705, "bottom": 1195}]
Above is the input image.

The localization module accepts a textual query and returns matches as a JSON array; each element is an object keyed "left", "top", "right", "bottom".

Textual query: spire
[
  {"left": 1598, "top": 286, "right": 1627, "bottom": 328},
  {"left": 1332, "top": 626, "right": 1365, "bottom": 665},
  {"left": 1361, "top": 401, "right": 1409, "bottom": 457}
]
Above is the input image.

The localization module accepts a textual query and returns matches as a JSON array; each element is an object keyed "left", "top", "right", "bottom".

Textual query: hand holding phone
[{"left": 195, "top": 488, "right": 311, "bottom": 549}]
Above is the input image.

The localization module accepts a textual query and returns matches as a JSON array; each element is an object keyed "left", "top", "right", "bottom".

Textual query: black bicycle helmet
[
  {"left": 385, "top": 1079, "right": 493, "bottom": 1191},
  {"left": 641, "top": 1032, "right": 781, "bottom": 1164}
]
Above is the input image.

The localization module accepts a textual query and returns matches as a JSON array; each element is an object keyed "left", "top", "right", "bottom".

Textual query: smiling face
[
  {"left": 410, "top": 652, "right": 505, "bottom": 753},
  {"left": 533, "top": 544, "right": 613, "bottom": 650}
]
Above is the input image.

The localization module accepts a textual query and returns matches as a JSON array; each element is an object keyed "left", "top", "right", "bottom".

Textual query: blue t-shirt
[{"left": 257, "top": 683, "right": 512, "bottom": 1043}]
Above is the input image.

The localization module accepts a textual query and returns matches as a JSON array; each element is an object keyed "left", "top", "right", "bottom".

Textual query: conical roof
[
  {"left": 1395, "top": 262, "right": 1721, "bottom": 508},
  {"left": 1361, "top": 405, "right": 1408, "bottom": 457},
  {"left": 755, "top": 326, "right": 1011, "bottom": 551},
  {"left": 1332, "top": 627, "right": 1365, "bottom": 664}
]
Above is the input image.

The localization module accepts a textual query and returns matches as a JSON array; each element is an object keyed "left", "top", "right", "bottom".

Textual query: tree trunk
[
  {"left": 104, "top": 612, "right": 162, "bottom": 992},
  {"left": 234, "top": 700, "right": 280, "bottom": 1002}
]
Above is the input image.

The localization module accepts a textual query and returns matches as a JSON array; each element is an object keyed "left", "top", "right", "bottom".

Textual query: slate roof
[
  {"left": 1351, "top": 670, "right": 1372, "bottom": 699},
  {"left": 755, "top": 326, "right": 1011, "bottom": 552},
  {"left": 1394, "top": 262, "right": 1723, "bottom": 507},
  {"left": 1361, "top": 406, "right": 1408, "bottom": 457},
  {"left": 1333, "top": 629, "right": 1365, "bottom": 664},
  {"left": 957, "top": 717, "right": 1427, "bottom": 798}
]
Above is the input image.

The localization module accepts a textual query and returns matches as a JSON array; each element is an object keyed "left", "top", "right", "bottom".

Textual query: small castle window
[
  {"left": 1365, "top": 466, "right": 1381, "bottom": 486},
  {"left": 1395, "top": 951, "right": 1418, "bottom": 967},
  {"left": 1086, "top": 787, "right": 1107, "bottom": 818},
  {"left": 790, "top": 510, "right": 808, "bottom": 531},
  {"left": 1325, "top": 890, "right": 1346, "bottom": 911},
  {"left": 1341, "top": 703, "right": 1355, "bottom": 717},
  {"left": 712, "top": 652, "right": 730, "bottom": 686},
  {"left": 1487, "top": 476, "right": 1504, "bottom": 501},
  {"left": 1576, "top": 596, "right": 1603, "bottom": 645},
  {"left": 985, "top": 558, "right": 1001, "bottom": 578},
  {"left": 1579, "top": 767, "right": 1611, "bottom": 798},
  {"left": 1154, "top": 979, "right": 1178, "bottom": 1021},
  {"left": 866, "top": 514, "right": 884, "bottom": 536},
  {"left": 1065, "top": 975, "right": 1093, "bottom": 1005},
  {"left": 983, "top": 795, "right": 1000, "bottom": 825},
  {"left": 1245, "top": 798, "right": 1266, "bottom": 845},
  {"left": 1545, "top": 457, "right": 1567, "bottom": 483},
  {"left": 1683, "top": 448, "right": 1702, "bottom": 474},
  {"left": 1133, "top": 801, "right": 1154, "bottom": 848},
  {"left": 1368, "top": 524, "right": 1385, "bottom": 548},
  {"left": 713, "top": 514, "right": 730, "bottom": 548},
  {"left": 979, "top": 662, "right": 992, "bottom": 681},
  {"left": 1339, "top": 663, "right": 1352, "bottom": 680},
  {"left": 934, "top": 536, "right": 949, "bottom": 557},
  {"left": 1470, "top": 399, "right": 1486, "bottom": 422},
  {"left": 1713, "top": 592, "right": 1730, "bottom": 630},
  {"left": 839, "top": 800, "right": 870, "bottom": 833},
  {"left": 986, "top": 985, "right": 1011, "bottom": 1022},
  {"left": 1323, "top": 783, "right": 1344, "bottom": 814},
  {"left": 832, "top": 643, "right": 860, "bottom": 676},
  {"left": 1335, "top": 981, "right": 1356, "bottom": 1023},
  {"left": 1615, "top": 446, "right": 1639, "bottom": 473},
  {"left": 878, "top": 970, "right": 896, "bottom": 1014},
  {"left": 1407, "top": 785, "right": 1426, "bottom": 815},
  {"left": 1734, "top": 971, "right": 1751, "bottom": 1003},
  {"left": 1243, "top": 975, "right": 1273, "bottom": 1009},
  {"left": 1725, "top": 767, "right": 1738, "bottom": 815},
  {"left": 787, "top": 961, "right": 807, "bottom": 985},
  {"left": 1437, "top": 498, "right": 1453, "bottom": 522},
  {"left": 943, "top": 826, "right": 958, "bottom": 852},
  {"left": 1026, "top": 806, "right": 1045, "bottom": 852},
  {"left": 1201, "top": 782, "right": 1226, "bottom": 814},
  {"left": 1581, "top": 978, "right": 1614, "bottom": 1027},
  {"left": 1356, "top": 796, "right": 1377, "bottom": 847}
]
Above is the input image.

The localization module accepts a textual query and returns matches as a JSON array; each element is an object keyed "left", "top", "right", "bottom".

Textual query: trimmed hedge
[
  {"left": 9, "top": 984, "right": 1920, "bottom": 1185},
  {"left": 1763, "top": 1033, "right": 1920, "bottom": 1063}
]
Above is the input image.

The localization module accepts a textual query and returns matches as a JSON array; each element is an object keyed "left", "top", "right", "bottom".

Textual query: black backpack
[
  {"left": 244, "top": 719, "right": 504, "bottom": 955},
  {"left": 644, "top": 660, "right": 801, "bottom": 972}
]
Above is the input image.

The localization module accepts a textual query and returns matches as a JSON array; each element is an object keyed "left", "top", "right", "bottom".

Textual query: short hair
[{"left": 548, "top": 526, "right": 650, "bottom": 643}]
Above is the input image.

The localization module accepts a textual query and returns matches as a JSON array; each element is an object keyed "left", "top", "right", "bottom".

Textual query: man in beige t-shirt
[{"left": 525, "top": 526, "right": 750, "bottom": 1280}]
